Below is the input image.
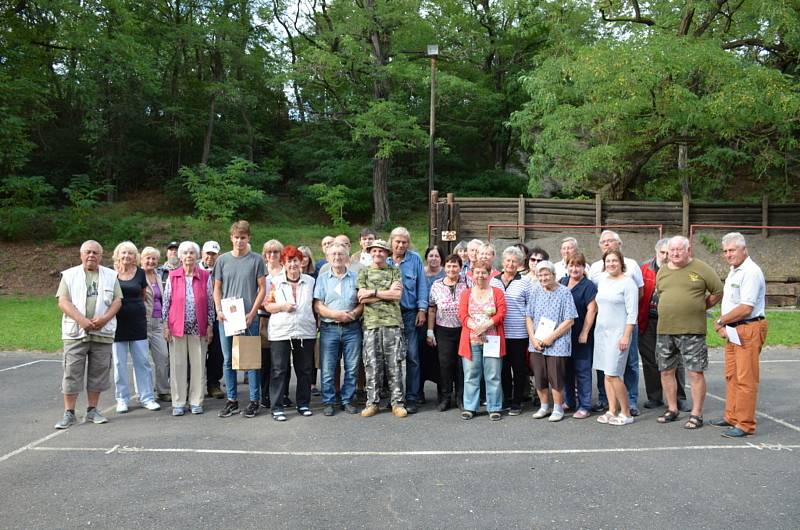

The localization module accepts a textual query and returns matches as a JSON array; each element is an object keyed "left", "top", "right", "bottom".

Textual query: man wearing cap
[
  {"left": 709, "top": 232, "right": 767, "bottom": 438},
  {"left": 386, "top": 226, "right": 428, "bottom": 414},
  {"left": 55, "top": 240, "right": 123, "bottom": 429},
  {"left": 160, "top": 241, "right": 180, "bottom": 283},
  {"left": 201, "top": 240, "right": 224, "bottom": 398},
  {"left": 357, "top": 239, "right": 407, "bottom": 418}
]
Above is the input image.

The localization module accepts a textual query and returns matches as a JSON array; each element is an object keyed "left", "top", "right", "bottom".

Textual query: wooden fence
[{"left": 430, "top": 192, "right": 800, "bottom": 244}]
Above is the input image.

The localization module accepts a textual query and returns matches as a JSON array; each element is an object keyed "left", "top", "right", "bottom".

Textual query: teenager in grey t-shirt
[{"left": 213, "top": 251, "right": 266, "bottom": 314}]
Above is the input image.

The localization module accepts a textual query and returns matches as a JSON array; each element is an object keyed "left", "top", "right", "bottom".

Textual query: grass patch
[
  {"left": 1, "top": 295, "right": 797, "bottom": 353},
  {"left": 705, "top": 310, "right": 800, "bottom": 347},
  {"left": 0, "top": 295, "right": 63, "bottom": 352}
]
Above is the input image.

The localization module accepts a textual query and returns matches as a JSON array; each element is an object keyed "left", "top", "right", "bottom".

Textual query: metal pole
[{"left": 428, "top": 56, "right": 436, "bottom": 202}]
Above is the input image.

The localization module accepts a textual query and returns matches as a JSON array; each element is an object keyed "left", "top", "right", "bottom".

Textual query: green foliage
[
  {"left": 55, "top": 175, "right": 115, "bottom": 244},
  {"left": 352, "top": 101, "right": 428, "bottom": 159},
  {"left": 698, "top": 234, "right": 721, "bottom": 254},
  {"left": 181, "top": 158, "right": 267, "bottom": 223},
  {"left": 0, "top": 207, "right": 56, "bottom": 241},
  {"left": 0, "top": 176, "right": 55, "bottom": 207},
  {"left": 306, "top": 183, "right": 352, "bottom": 230}
]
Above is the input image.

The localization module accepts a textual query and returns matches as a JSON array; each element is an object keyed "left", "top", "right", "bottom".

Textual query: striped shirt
[{"left": 490, "top": 273, "right": 533, "bottom": 339}]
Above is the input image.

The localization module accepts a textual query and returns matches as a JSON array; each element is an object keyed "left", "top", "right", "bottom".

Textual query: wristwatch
[{"left": 715, "top": 319, "right": 723, "bottom": 328}]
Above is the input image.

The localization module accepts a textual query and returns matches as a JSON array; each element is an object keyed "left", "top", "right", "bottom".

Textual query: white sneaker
[
  {"left": 143, "top": 400, "right": 161, "bottom": 411},
  {"left": 532, "top": 407, "right": 552, "bottom": 419},
  {"left": 116, "top": 402, "right": 129, "bottom": 413},
  {"left": 548, "top": 410, "right": 564, "bottom": 422}
]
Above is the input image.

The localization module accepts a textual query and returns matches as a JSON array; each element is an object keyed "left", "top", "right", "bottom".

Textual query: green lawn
[
  {"left": 1, "top": 295, "right": 798, "bottom": 353},
  {"left": 0, "top": 295, "right": 63, "bottom": 352}
]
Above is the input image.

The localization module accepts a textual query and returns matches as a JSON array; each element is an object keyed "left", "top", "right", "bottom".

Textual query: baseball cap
[{"left": 202, "top": 241, "right": 221, "bottom": 254}]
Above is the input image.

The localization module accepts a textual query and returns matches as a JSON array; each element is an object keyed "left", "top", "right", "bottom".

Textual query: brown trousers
[{"left": 724, "top": 320, "right": 768, "bottom": 434}]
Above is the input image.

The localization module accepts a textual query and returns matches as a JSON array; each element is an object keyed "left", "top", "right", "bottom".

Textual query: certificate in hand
[
  {"left": 483, "top": 335, "right": 501, "bottom": 358},
  {"left": 534, "top": 317, "right": 556, "bottom": 341},
  {"left": 222, "top": 297, "right": 247, "bottom": 337}
]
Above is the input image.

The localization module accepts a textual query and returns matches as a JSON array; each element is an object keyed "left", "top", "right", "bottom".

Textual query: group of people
[{"left": 55, "top": 222, "right": 768, "bottom": 439}]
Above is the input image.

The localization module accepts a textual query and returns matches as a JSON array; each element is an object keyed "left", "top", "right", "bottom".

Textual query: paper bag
[{"left": 232, "top": 335, "right": 261, "bottom": 370}]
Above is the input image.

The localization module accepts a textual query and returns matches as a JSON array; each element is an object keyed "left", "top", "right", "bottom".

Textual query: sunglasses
[{"left": 529, "top": 257, "right": 543, "bottom": 262}]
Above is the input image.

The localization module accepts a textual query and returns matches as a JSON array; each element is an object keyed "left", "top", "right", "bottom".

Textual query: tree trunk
[
  {"left": 372, "top": 156, "right": 390, "bottom": 227},
  {"left": 201, "top": 95, "right": 216, "bottom": 165}
]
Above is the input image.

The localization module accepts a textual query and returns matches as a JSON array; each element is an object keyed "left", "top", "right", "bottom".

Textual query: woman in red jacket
[{"left": 458, "top": 260, "right": 507, "bottom": 420}]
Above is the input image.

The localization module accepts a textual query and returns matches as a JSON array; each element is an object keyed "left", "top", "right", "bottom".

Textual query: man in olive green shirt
[{"left": 655, "top": 236, "right": 723, "bottom": 429}]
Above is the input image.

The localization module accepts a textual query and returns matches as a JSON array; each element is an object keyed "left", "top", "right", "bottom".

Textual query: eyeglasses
[{"left": 530, "top": 257, "right": 543, "bottom": 262}]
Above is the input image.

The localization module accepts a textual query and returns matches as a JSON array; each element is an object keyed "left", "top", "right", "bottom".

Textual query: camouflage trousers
[{"left": 363, "top": 326, "right": 406, "bottom": 406}]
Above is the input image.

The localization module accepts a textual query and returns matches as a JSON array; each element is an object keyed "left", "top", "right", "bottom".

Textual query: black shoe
[
  {"left": 709, "top": 418, "right": 733, "bottom": 427},
  {"left": 629, "top": 407, "right": 640, "bottom": 417},
  {"left": 344, "top": 403, "right": 360, "bottom": 414},
  {"left": 243, "top": 401, "right": 259, "bottom": 418},
  {"left": 405, "top": 401, "right": 419, "bottom": 414},
  {"left": 311, "top": 386, "right": 321, "bottom": 397},
  {"left": 260, "top": 398, "right": 271, "bottom": 409},
  {"left": 721, "top": 427, "right": 751, "bottom": 438},
  {"left": 678, "top": 399, "right": 692, "bottom": 412},
  {"left": 283, "top": 396, "right": 294, "bottom": 407},
  {"left": 643, "top": 399, "right": 664, "bottom": 409},
  {"left": 591, "top": 403, "right": 607, "bottom": 413},
  {"left": 157, "top": 393, "right": 171, "bottom": 402},
  {"left": 218, "top": 400, "right": 239, "bottom": 418},
  {"left": 437, "top": 400, "right": 450, "bottom": 412},
  {"left": 418, "top": 394, "right": 427, "bottom": 405},
  {"left": 323, "top": 404, "right": 335, "bottom": 417}
]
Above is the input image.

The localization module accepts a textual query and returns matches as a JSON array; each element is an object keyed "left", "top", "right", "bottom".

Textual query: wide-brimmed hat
[{"left": 366, "top": 239, "right": 391, "bottom": 252}]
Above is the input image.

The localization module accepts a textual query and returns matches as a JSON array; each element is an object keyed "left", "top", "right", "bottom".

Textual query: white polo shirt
[
  {"left": 588, "top": 257, "right": 644, "bottom": 288},
  {"left": 721, "top": 256, "right": 766, "bottom": 319}
]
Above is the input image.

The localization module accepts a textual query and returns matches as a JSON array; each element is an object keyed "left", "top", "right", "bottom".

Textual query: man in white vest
[{"left": 55, "top": 240, "right": 123, "bottom": 429}]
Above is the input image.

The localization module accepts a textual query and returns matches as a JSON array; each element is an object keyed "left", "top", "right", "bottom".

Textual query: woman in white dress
[{"left": 593, "top": 249, "right": 638, "bottom": 426}]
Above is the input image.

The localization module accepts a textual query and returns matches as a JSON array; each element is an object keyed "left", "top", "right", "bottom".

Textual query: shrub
[{"left": 180, "top": 158, "right": 267, "bottom": 222}]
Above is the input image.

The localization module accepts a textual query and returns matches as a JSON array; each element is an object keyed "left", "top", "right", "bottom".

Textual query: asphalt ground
[{"left": 0, "top": 347, "right": 798, "bottom": 529}]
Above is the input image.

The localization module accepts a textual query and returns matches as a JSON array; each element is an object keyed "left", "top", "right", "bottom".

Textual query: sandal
[
  {"left": 657, "top": 410, "right": 680, "bottom": 424},
  {"left": 684, "top": 415, "right": 703, "bottom": 429},
  {"left": 298, "top": 407, "right": 313, "bottom": 417},
  {"left": 489, "top": 412, "right": 502, "bottom": 421},
  {"left": 461, "top": 411, "right": 474, "bottom": 420},
  {"left": 596, "top": 412, "right": 614, "bottom": 424}
]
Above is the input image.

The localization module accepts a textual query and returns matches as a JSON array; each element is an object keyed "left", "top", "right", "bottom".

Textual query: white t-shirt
[
  {"left": 721, "top": 256, "right": 765, "bottom": 318},
  {"left": 589, "top": 257, "right": 644, "bottom": 288}
]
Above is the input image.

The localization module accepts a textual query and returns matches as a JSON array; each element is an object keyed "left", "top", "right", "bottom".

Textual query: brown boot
[
  {"left": 361, "top": 404, "right": 379, "bottom": 417},
  {"left": 392, "top": 405, "right": 408, "bottom": 418}
]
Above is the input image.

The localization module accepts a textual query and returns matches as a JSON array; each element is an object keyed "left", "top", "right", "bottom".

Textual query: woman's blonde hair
[{"left": 113, "top": 241, "right": 140, "bottom": 265}]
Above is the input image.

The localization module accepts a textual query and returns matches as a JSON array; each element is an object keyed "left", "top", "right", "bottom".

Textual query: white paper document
[
  {"left": 725, "top": 325, "right": 742, "bottom": 346},
  {"left": 534, "top": 317, "right": 557, "bottom": 341},
  {"left": 483, "top": 335, "right": 501, "bottom": 358},
  {"left": 221, "top": 297, "right": 247, "bottom": 337}
]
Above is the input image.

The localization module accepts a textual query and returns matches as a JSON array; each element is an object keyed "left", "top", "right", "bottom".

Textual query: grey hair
[
  {"left": 561, "top": 237, "right": 578, "bottom": 248},
  {"left": 178, "top": 241, "right": 200, "bottom": 258},
  {"left": 599, "top": 230, "right": 621, "bottom": 246},
  {"left": 326, "top": 243, "right": 347, "bottom": 256},
  {"left": 468, "top": 239, "right": 484, "bottom": 249},
  {"left": 721, "top": 232, "right": 747, "bottom": 248},
  {"left": 655, "top": 238, "right": 669, "bottom": 252},
  {"left": 453, "top": 241, "right": 467, "bottom": 252},
  {"left": 140, "top": 246, "right": 161, "bottom": 260},
  {"left": 668, "top": 235, "right": 690, "bottom": 250},
  {"left": 389, "top": 226, "right": 411, "bottom": 241},
  {"left": 502, "top": 246, "right": 524, "bottom": 262},
  {"left": 262, "top": 239, "right": 283, "bottom": 253},
  {"left": 80, "top": 240, "right": 103, "bottom": 254},
  {"left": 535, "top": 260, "right": 556, "bottom": 274},
  {"left": 479, "top": 243, "right": 496, "bottom": 255}
]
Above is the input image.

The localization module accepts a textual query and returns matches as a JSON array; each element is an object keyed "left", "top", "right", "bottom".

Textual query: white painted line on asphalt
[
  {"left": 704, "top": 390, "right": 800, "bottom": 433},
  {"left": 0, "top": 402, "right": 118, "bottom": 465},
  {"left": 30, "top": 443, "right": 800, "bottom": 457},
  {"left": 0, "top": 359, "right": 61, "bottom": 372}
]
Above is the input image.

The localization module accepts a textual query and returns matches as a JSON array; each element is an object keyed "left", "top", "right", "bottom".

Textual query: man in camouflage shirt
[{"left": 357, "top": 239, "right": 408, "bottom": 418}]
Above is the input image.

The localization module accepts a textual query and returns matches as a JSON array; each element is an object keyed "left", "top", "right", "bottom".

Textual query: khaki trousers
[
  {"left": 170, "top": 335, "right": 207, "bottom": 408},
  {"left": 723, "top": 320, "right": 768, "bottom": 434}
]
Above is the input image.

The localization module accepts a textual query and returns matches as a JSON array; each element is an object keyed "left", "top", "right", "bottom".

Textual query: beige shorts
[{"left": 62, "top": 340, "right": 113, "bottom": 394}]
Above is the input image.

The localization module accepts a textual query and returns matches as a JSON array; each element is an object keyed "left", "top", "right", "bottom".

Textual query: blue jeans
[
  {"left": 113, "top": 339, "right": 154, "bottom": 404},
  {"left": 597, "top": 324, "right": 640, "bottom": 406},
  {"left": 219, "top": 320, "right": 260, "bottom": 402},
  {"left": 462, "top": 344, "right": 503, "bottom": 413},
  {"left": 565, "top": 348, "right": 593, "bottom": 411},
  {"left": 402, "top": 310, "right": 421, "bottom": 402},
  {"left": 319, "top": 321, "right": 362, "bottom": 405}
]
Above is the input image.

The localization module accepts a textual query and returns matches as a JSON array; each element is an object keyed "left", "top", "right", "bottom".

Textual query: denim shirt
[
  {"left": 387, "top": 250, "right": 429, "bottom": 311},
  {"left": 313, "top": 268, "right": 359, "bottom": 323}
]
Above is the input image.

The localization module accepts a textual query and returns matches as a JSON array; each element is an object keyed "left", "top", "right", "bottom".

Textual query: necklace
[{"left": 286, "top": 276, "right": 300, "bottom": 283}]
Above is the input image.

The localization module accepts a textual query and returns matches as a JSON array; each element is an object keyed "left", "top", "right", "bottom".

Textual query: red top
[
  {"left": 638, "top": 258, "right": 657, "bottom": 332},
  {"left": 166, "top": 267, "right": 211, "bottom": 337},
  {"left": 457, "top": 286, "right": 507, "bottom": 360}
]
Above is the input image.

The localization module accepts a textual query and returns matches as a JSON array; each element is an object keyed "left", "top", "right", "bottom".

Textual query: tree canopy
[{"left": 1, "top": 0, "right": 798, "bottom": 233}]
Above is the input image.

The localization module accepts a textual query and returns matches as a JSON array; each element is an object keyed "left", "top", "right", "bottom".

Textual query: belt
[
  {"left": 728, "top": 316, "right": 765, "bottom": 327},
  {"left": 321, "top": 320, "right": 360, "bottom": 327}
]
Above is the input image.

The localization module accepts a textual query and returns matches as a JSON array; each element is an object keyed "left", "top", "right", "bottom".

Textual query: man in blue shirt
[
  {"left": 387, "top": 226, "right": 429, "bottom": 413},
  {"left": 313, "top": 243, "right": 364, "bottom": 416}
]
